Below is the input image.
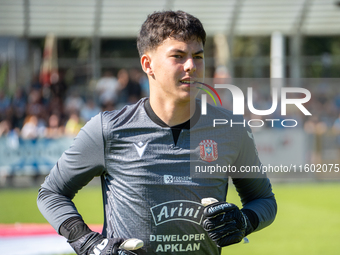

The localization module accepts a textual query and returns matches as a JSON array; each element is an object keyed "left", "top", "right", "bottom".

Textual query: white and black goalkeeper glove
[
  {"left": 60, "top": 217, "right": 143, "bottom": 255},
  {"left": 69, "top": 232, "right": 142, "bottom": 255},
  {"left": 202, "top": 201, "right": 255, "bottom": 247}
]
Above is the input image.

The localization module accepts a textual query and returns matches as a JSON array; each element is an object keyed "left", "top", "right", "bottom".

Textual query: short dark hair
[{"left": 137, "top": 10, "right": 206, "bottom": 57}]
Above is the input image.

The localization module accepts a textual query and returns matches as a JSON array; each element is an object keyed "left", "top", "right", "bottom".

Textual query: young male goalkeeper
[{"left": 37, "top": 10, "right": 277, "bottom": 255}]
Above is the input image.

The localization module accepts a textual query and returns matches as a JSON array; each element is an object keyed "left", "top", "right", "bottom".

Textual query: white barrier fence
[{"left": 0, "top": 136, "right": 73, "bottom": 176}]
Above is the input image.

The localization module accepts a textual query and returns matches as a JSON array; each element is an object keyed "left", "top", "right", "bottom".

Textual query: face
[{"left": 142, "top": 37, "right": 205, "bottom": 104}]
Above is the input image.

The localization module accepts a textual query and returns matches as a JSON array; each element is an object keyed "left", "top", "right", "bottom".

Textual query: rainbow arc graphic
[{"left": 196, "top": 82, "right": 222, "bottom": 106}]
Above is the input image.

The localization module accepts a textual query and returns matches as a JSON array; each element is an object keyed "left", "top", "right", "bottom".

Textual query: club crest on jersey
[{"left": 199, "top": 140, "right": 218, "bottom": 162}]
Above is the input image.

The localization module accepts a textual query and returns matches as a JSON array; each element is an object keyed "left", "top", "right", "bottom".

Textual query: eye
[
  {"left": 172, "top": 55, "right": 182, "bottom": 59},
  {"left": 194, "top": 55, "right": 204, "bottom": 59}
]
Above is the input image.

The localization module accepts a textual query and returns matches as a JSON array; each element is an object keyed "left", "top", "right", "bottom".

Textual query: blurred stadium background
[{"left": 0, "top": 0, "right": 340, "bottom": 254}]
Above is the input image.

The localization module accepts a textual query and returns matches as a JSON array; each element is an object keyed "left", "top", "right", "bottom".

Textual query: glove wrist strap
[
  {"left": 240, "top": 210, "right": 254, "bottom": 236},
  {"left": 60, "top": 217, "right": 92, "bottom": 242}
]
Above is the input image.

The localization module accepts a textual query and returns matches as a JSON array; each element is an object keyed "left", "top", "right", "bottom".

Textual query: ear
[{"left": 141, "top": 54, "right": 154, "bottom": 76}]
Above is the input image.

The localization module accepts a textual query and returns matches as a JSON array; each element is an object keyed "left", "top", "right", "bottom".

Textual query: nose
[{"left": 184, "top": 57, "right": 196, "bottom": 73}]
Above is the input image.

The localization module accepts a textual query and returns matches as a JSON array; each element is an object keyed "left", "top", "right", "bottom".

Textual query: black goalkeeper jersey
[{"left": 38, "top": 98, "right": 276, "bottom": 255}]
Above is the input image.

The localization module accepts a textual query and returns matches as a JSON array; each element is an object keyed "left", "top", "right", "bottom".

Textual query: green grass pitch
[{"left": 0, "top": 181, "right": 339, "bottom": 255}]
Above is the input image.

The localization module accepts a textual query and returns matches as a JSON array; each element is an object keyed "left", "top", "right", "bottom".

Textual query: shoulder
[
  {"left": 196, "top": 100, "right": 253, "bottom": 142},
  {"left": 101, "top": 98, "right": 148, "bottom": 129},
  {"left": 208, "top": 103, "right": 239, "bottom": 119},
  {"left": 201, "top": 101, "right": 246, "bottom": 129},
  {"left": 196, "top": 98, "right": 243, "bottom": 122}
]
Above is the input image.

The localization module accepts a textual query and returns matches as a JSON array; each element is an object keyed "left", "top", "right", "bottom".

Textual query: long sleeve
[
  {"left": 37, "top": 113, "right": 106, "bottom": 233},
  {"left": 232, "top": 125, "right": 277, "bottom": 231},
  {"left": 232, "top": 177, "right": 277, "bottom": 231}
]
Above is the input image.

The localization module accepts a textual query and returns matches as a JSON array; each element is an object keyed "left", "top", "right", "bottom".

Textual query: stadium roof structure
[{"left": 1, "top": 0, "right": 340, "bottom": 38}]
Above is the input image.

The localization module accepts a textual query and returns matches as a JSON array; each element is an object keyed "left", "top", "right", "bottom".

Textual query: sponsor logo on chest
[
  {"left": 150, "top": 200, "right": 203, "bottom": 226},
  {"left": 163, "top": 175, "right": 192, "bottom": 184}
]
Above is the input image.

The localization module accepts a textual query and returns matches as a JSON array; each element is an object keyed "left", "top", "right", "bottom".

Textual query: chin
[{"left": 178, "top": 93, "right": 198, "bottom": 103}]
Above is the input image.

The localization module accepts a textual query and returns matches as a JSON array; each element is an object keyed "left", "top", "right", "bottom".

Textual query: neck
[{"left": 149, "top": 96, "right": 196, "bottom": 126}]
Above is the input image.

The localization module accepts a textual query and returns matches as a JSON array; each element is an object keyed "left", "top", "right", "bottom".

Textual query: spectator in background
[
  {"left": 116, "top": 68, "right": 129, "bottom": 106},
  {"left": 44, "top": 114, "right": 64, "bottom": 139},
  {"left": 333, "top": 113, "right": 340, "bottom": 155},
  {"left": 21, "top": 115, "right": 45, "bottom": 139},
  {"left": 95, "top": 70, "right": 119, "bottom": 109},
  {"left": 64, "top": 112, "right": 84, "bottom": 137},
  {"left": 130, "top": 68, "right": 149, "bottom": 97},
  {"left": 30, "top": 74, "right": 43, "bottom": 91},
  {"left": 304, "top": 115, "right": 328, "bottom": 164},
  {"left": 48, "top": 96, "right": 64, "bottom": 122},
  {"left": 50, "top": 71, "right": 67, "bottom": 100},
  {"left": 64, "top": 91, "right": 84, "bottom": 114},
  {"left": 0, "top": 119, "right": 11, "bottom": 137},
  {"left": 333, "top": 113, "right": 340, "bottom": 132},
  {"left": 80, "top": 98, "right": 101, "bottom": 123},
  {"left": 11, "top": 87, "right": 27, "bottom": 130},
  {"left": 26, "top": 89, "right": 46, "bottom": 119},
  {"left": 26, "top": 88, "right": 49, "bottom": 134},
  {"left": 116, "top": 68, "right": 142, "bottom": 107},
  {"left": 101, "top": 100, "right": 115, "bottom": 112},
  {"left": 334, "top": 94, "right": 340, "bottom": 111},
  {"left": 212, "top": 66, "right": 233, "bottom": 112},
  {"left": 214, "top": 65, "right": 230, "bottom": 79},
  {"left": 0, "top": 90, "right": 10, "bottom": 121}
]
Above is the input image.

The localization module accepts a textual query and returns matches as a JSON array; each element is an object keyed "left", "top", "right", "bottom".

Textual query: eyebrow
[{"left": 169, "top": 49, "right": 204, "bottom": 55}]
